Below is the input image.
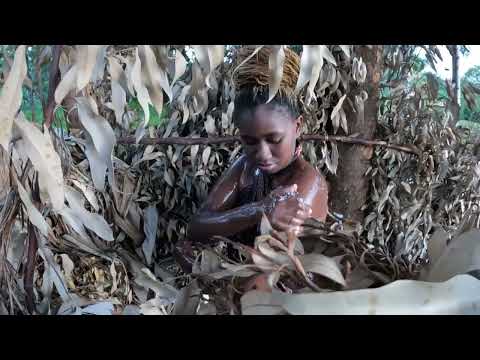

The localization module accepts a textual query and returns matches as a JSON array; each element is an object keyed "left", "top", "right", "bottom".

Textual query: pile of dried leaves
[{"left": 1, "top": 44, "right": 479, "bottom": 315}]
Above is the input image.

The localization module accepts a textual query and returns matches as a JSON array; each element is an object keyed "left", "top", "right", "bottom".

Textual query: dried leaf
[
  {"left": 296, "top": 45, "right": 336, "bottom": 105},
  {"left": 59, "top": 254, "right": 76, "bottom": 290},
  {"left": 274, "top": 275, "right": 480, "bottom": 315},
  {"left": 172, "top": 50, "right": 187, "bottom": 85},
  {"left": 199, "top": 249, "right": 222, "bottom": 274},
  {"left": 295, "top": 45, "right": 323, "bottom": 105},
  {"left": 76, "top": 97, "right": 116, "bottom": 191},
  {"left": 70, "top": 179, "right": 100, "bottom": 212},
  {"left": 241, "top": 290, "right": 284, "bottom": 315},
  {"left": 142, "top": 205, "right": 159, "bottom": 265},
  {"left": 298, "top": 253, "right": 346, "bottom": 286},
  {"left": 422, "top": 229, "right": 480, "bottom": 282},
  {"left": 173, "top": 279, "right": 201, "bottom": 315},
  {"left": 205, "top": 115, "right": 216, "bottom": 135},
  {"left": 130, "top": 48, "right": 152, "bottom": 125},
  {"left": 108, "top": 57, "right": 127, "bottom": 127},
  {"left": 192, "top": 46, "right": 210, "bottom": 75},
  {"left": 7, "top": 224, "right": 27, "bottom": 272},
  {"left": 55, "top": 64, "right": 77, "bottom": 106},
  {"left": 80, "top": 302, "right": 114, "bottom": 315},
  {"left": 62, "top": 186, "right": 114, "bottom": 242},
  {"left": 15, "top": 176, "right": 50, "bottom": 237},
  {"left": 267, "top": 45, "right": 285, "bottom": 103},
  {"left": 331, "top": 94, "right": 347, "bottom": 120},
  {"left": 37, "top": 243, "right": 72, "bottom": 304},
  {"left": 13, "top": 114, "right": 64, "bottom": 211},
  {"left": 139, "top": 45, "right": 172, "bottom": 117},
  {"left": 339, "top": 45, "right": 351, "bottom": 58},
  {"left": 0, "top": 45, "right": 27, "bottom": 151},
  {"left": 76, "top": 45, "right": 103, "bottom": 91},
  {"left": 330, "top": 142, "right": 339, "bottom": 175},
  {"left": 202, "top": 146, "right": 211, "bottom": 166},
  {"left": 205, "top": 45, "right": 224, "bottom": 89},
  {"left": 83, "top": 134, "right": 108, "bottom": 191}
]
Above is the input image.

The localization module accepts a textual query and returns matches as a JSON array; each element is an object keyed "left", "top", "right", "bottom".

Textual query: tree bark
[
  {"left": 328, "top": 45, "right": 384, "bottom": 223},
  {"left": 451, "top": 45, "right": 461, "bottom": 124}
]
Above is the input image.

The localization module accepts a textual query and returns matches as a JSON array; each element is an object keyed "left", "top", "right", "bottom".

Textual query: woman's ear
[{"left": 295, "top": 115, "right": 303, "bottom": 137}]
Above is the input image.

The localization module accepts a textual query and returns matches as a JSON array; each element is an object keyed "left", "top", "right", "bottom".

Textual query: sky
[{"left": 423, "top": 45, "right": 480, "bottom": 79}]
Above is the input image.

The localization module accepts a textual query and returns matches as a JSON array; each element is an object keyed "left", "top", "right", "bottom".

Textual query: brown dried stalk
[
  {"left": 44, "top": 45, "right": 63, "bottom": 129},
  {"left": 117, "top": 134, "right": 420, "bottom": 156}
]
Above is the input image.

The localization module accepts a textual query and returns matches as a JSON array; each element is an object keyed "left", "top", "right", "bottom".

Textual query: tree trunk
[
  {"left": 451, "top": 45, "right": 461, "bottom": 124},
  {"left": 329, "top": 45, "right": 384, "bottom": 223}
]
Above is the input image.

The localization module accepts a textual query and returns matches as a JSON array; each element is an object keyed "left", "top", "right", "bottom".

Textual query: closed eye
[{"left": 267, "top": 136, "right": 283, "bottom": 144}]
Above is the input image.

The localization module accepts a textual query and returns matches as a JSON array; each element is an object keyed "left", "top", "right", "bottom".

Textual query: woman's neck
[{"left": 268, "top": 154, "right": 302, "bottom": 188}]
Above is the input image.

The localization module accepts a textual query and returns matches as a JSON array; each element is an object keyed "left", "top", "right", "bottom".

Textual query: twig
[
  {"left": 24, "top": 174, "right": 41, "bottom": 314},
  {"left": 25, "top": 222, "right": 37, "bottom": 314},
  {"left": 44, "top": 45, "right": 63, "bottom": 129},
  {"left": 117, "top": 134, "right": 420, "bottom": 156}
]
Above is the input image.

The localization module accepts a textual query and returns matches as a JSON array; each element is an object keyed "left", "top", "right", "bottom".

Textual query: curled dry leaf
[
  {"left": 330, "top": 142, "right": 339, "bottom": 175},
  {"left": 14, "top": 175, "right": 50, "bottom": 237},
  {"left": 190, "top": 61, "right": 209, "bottom": 115},
  {"left": 296, "top": 45, "right": 337, "bottom": 105},
  {"left": 13, "top": 114, "right": 64, "bottom": 211},
  {"left": 205, "top": 45, "right": 225, "bottom": 89},
  {"left": 172, "top": 50, "right": 187, "bottom": 85},
  {"left": 76, "top": 45, "right": 103, "bottom": 92},
  {"left": 331, "top": 94, "right": 347, "bottom": 120},
  {"left": 108, "top": 57, "right": 127, "bottom": 128},
  {"left": 192, "top": 45, "right": 210, "bottom": 75},
  {"left": 267, "top": 45, "right": 285, "bottom": 103},
  {"left": 59, "top": 254, "right": 76, "bottom": 290},
  {"left": 61, "top": 186, "right": 114, "bottom": 242},
  {"left": 202, "top": 146, "right": 211, "bottom": 167},
  {"left": 130, "top": 48, "right": 152, "bottom": 129},
  {"left": 70, "top": 179, "right": 100, "bottom": 212},
  {"left": 76, "top": 97, "right": 116, "bottom": 191},
  {"left": 139, "top": 45, "right": 172, "bottom": 111},
  {"left": 55, "top": 64, "right": 78, "bottom": 105},
  {"left": 0, "top": 45, "right": 27, "bottom": 151},
  {"left": 298, "top": 253, "right": 346, "bottom": 286}
]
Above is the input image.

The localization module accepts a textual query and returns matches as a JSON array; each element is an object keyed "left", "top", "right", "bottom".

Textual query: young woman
[{"left": 187, "top": 47, "right": 329, "bottom": 247}]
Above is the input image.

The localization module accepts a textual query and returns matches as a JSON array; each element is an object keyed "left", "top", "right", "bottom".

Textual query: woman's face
[{"left": 237, "top": 104, "right": 301, "bottom": 174}]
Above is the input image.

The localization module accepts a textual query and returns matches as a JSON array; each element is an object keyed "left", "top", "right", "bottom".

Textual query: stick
[{"left": 117, "top": 134, "right": 420, "bottom": 156}]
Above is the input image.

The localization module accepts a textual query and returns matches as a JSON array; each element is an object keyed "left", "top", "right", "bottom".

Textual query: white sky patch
[{"left": 423, "top": 45, "right": 480, "bottom": 79}]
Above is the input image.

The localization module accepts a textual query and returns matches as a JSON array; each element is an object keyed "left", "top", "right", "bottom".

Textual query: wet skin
[{"left": 187, "top": 104, "right": 328, "bottom": 243}]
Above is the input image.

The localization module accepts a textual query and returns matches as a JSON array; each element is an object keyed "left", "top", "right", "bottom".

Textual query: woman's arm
[
  {"left": 264, "top": 163, "right": 328, "bottom": 234},
  {"left": 187, "top": 156, "right": 264, "bottom": 243}
]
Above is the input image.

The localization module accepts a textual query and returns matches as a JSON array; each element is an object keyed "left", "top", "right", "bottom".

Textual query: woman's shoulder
[
  {"left": 223, "top": 154, "right": 253, "bottom": 188},
  {"left": 292, "top": 158, "right": 328, "bottom": 192}
]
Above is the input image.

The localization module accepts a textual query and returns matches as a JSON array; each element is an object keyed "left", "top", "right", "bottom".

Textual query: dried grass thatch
[{"left": 1, "top": 45, "right": 479, "bottom": 315}]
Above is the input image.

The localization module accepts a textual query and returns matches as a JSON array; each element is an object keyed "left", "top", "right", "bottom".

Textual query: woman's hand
[{"left": 262, "top": 184, "right": 312, "bottom": 234}]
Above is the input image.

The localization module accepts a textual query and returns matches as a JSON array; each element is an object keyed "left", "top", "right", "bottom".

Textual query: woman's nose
[{"left": 255, "top": 142, "right": 272, "bottom": 162}]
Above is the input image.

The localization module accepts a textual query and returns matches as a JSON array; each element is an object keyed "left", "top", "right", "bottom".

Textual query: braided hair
[{"left": 231, "top": 46, "right": 301, "bottom": 126}]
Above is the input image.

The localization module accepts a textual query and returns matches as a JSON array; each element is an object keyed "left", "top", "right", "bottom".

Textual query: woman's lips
[{"left": 257, "top": 162, "right": 276, "bottom": 171}]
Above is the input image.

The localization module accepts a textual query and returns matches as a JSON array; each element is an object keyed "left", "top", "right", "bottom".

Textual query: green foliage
[
  {"left": 128, "top": 97, "right": 169, "bottom": 129},
  {"left": 457, "top": 119, "right": 480, "bottom": 132},
  {"left": 460, "top": 65, "right": 480, "bottom": 122}
]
